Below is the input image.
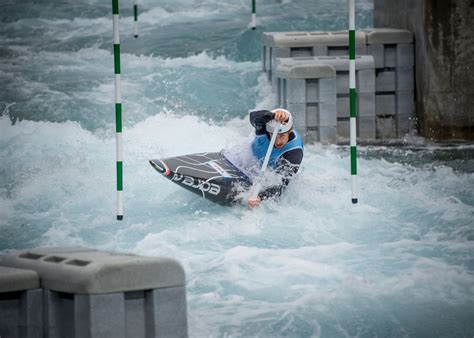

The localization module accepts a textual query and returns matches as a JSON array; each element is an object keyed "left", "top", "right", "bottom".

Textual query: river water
[{"left": 1, "top": 0, "right": 473, "bottom": 336}]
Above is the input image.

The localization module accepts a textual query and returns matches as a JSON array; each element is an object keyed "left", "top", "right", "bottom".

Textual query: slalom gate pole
[
  {"left": 134, "top": 0, "right": 138, "bottom": 38},
  {"left": 112, "top": 0, "right": 124, "bottom": 220},
  {"left": 251, "top": 0, "right": 256, "bottom": 30},
  {"left": 349, "top": 0, "right": 358, "bottom": 204}
]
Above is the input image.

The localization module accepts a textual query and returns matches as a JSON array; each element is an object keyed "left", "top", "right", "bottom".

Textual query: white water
[{"left": 1, "top": 0, "right": 473, "bottom": 336}]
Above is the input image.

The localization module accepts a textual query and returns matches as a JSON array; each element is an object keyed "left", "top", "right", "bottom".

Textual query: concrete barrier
[
  {"left": 275, "top": 56, "right": 376, "bottom": 142},
  {"left": 0, "top": 266, "right": 42, "bottom": 338},
  {"left": 0, "top": 247, "right": 188, "bottom": 338},
  {"left": 262, "top": 28, "right": 416, "bottom": 140},
  {"left": 275, "top": 63, "right": 337, "bottom": 143},
  {"left": 262, "top": 31, "right": 366, "bottom": 83}
]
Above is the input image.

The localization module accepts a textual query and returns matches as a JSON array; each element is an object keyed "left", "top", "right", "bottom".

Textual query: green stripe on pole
[
  {"left": 350, "top": 88, "right": 357, "bottom": 118},
  {"left": 349, "top": 30, "right": 355, "bottom": 59},
  {"left": 134, "top": 5, "right": 138, "bottom": 20},
  {"left": 115, "top": 103, "right": 122, "bottom": 132},
  {"left": 112, "top": 0, "right": 119, "bottom": 15},
  {"left": 114, "top": 44, "right": 121, "bottom": 74},
  {"left": 252, "top": 0, "right": 256, "bottom": 13},
  {"left": 117, "top": 162, "right": 123, "bottom": 190},
  {"left": 351, "top": 147, "right": 357, "bottom": 175}
]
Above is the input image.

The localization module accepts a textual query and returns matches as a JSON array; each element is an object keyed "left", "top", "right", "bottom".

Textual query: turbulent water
[{"left": 1, "top": 0, "right": 473, "bottom": 337}]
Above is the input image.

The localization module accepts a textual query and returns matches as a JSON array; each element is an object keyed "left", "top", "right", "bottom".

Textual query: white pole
[
  {"left": 251, "top": 0, "right": 256, "bottom": 30},
  {"left": 349, "top": 0, "right": 358, "bottom": 204},
  {"left": 133, "top": 0, "right": 138, "bottom": 38},
  {"left": 113, "top": 0, "right": 124, "bottom": 220}
]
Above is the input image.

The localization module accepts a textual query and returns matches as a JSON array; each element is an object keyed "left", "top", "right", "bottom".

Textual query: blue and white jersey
[{"left": 251, "top": 129, "right": 304, "bottom": 169}]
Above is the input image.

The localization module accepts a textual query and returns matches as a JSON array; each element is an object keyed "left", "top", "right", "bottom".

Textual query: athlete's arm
[
  {"left": 257, "top": 148, "right": 303, "bottom": 200},
  {"left": 249, "top": 110, "right": 274, "bottom": 135}
]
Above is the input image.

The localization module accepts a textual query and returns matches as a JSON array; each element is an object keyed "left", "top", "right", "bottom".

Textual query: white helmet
[{"left": 266, "top": 109, "right": 293, "bottom": 134}]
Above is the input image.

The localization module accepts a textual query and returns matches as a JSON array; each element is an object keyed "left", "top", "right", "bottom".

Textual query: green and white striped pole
[
  {"left": 113, "top": 0, "right": 124, "bottom": 220},
  {"left": 133, "top": 0, "right": 138, "bottom": 38},
  {"left": 349, "top": 0, "right": 358, "bottom": 204},
  {"left": 251, "top": 0, "right": 256, "bottom": 30}
]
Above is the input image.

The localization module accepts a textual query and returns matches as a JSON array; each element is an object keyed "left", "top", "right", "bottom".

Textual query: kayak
[{"left": 150, "top": 152, "right": 252, "bottom": 206}]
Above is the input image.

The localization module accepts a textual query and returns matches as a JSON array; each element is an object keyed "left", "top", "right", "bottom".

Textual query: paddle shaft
[{"left": 251, "top": 124, "right": 281, "bottom": 198}]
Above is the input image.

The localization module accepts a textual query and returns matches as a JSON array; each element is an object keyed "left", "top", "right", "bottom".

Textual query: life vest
[{"left": 251, "top": 130, "right": 304, "bottom": 169}]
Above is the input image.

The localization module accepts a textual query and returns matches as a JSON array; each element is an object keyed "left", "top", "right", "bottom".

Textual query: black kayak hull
[{"left": 150, "top": 152, "right": 251, "bottom": 206}]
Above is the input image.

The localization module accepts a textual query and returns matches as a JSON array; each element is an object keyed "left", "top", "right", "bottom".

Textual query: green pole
[
  {"left": 134, "top": 0, "right": 138, "bottom": 38},
  {"left": 349, "top": 0, "right": 358, "bottom": 204},
  {"left": 113, "top": 0, "right": 124, "bottom": 220},
  {"left": 251, "top": 0, "right": 256, "bottom": 30}
]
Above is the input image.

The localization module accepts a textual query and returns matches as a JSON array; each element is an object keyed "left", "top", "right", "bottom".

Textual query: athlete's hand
[
  {"left": 273, "top": 109, "right": 289, "bottom": 124},
  {"left": 247, "top": 196, "right": 261, "bottom": 209}
]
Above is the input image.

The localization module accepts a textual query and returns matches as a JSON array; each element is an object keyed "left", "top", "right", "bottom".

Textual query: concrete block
[
  {"left": 327, "top": 45, "right": 367, "bottom": 57},
  {"left": 0, "top": 267, "right": 42, "bottom": 338},
  {"left": 319, "top": 78, "right": 337, "bottom": 103},
  {"left": 305, "top": 79, "right": 319, "bottom": 103},
  {"left": 356, "top": 45, "right": 368, "bottom": 56},
  {"left": 337, "top": 119, "right": 350, "bottom": 139},
  {"left": 1, "top": 247, "right": 189, "bottom": 338},
  {"left": 270, "top": 47, "right": 291, "bottom": 81},
  {"left": 367, "top": 44, "right": 384, "bottom": 68},
  {"left": 19, "top": 289, "right": 43, "bottom": 338},
  {"left": 397, "top": 68, "right": 414, "bottom": 91},
  {"left": 319, "top": 126, "right": 337, "bottom": 144},
  {"left": 124, "top": 291, "right": 146, "bottom": 338},
  {"left": 0, "top": 288, "right": 43, "bottom": 338},
  {"left": 0, "top": 266, "right": 40, "bottom": 293},
  {"left": 0, "top": 247, "right": 185, "bottom": 294},
  {"left": 337, "top": 96, "right": 350, "bottom": 119},
  {"left": 319, "top": 102, "right": 337, "bottom": 127},
  {"left": 146, "top": 287, "right": 188, "bottom": 338},
  {"left": 290, "top": 47, "right": 313, "bottom": 57},
  {"left": 336, "top": 71, "right": 349, "bottom": 94},
  {"left": 364, "top": 28, "right": 414, "bottom": 45},
  {"left": 43, "top": 289, "right": 74, "bottom": 337},
  {"left": 275, "top": 62, "right": 336, "bottom": 79},
  {"left": 277, "top": 78, "right": 283, "bottom": 106},
  {"left": 312, "top": 46, "right": 328, "bottom": 56},
  {"left": 384, "top": 44, "right": 397, "bottom": 68},
  {"left": 328, "top": 47, "right": 348, "bottom": 56},
  {"left": 376, "top": 115, "right": 397, "bottom": 138},
  {"left": 262, "top": 30, "right": 365, "bottom": 48},
  {"left": 75, "top": 293, "right": 126, "bottom": 338},
  {"left": 397, "top": 90, "right": 415, "bottom": 117},
  {"left": 358, "top": 93, "right": 376, "bottom": 118},
  {"left": 397, "top": 43, "right": 414, "bottom": 68},
  {"left": 306, "top": 104, "right": 319, "bottom": 126},
  {"left": 376, "top": 69, "right": 396, "bottom": 92},
  {"left": 376, "top": 94, "right": 396, "bottom": 116},
  {"left": 0, "top": 296, "right": 21, "bottom": 338},
  {"left": 358, "top": 117, "right": 376, "bottom": 140},
  {"left": 287, "top": 103, "right": 306, "bottom": 129},
  {"left": 272, "top": 47, "right": 291, "bottom": 59},
  {"left": 357, "top": 69, "right": 376, "bottom": 93},
  {"left": 262, "top": 46, "right": 267, "bottom": 72},
  {"left": 287, "top": 79, "right": 306, "bottom": 103}
]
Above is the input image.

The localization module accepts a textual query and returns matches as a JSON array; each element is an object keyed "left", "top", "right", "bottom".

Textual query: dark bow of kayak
[{"left": 150, "top": 152, "right": 252, "bottom": 206}]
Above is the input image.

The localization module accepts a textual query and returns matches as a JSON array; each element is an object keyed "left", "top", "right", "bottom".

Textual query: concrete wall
[{"left": 374, "top": 0, "right": 474, "bottom": 140}]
